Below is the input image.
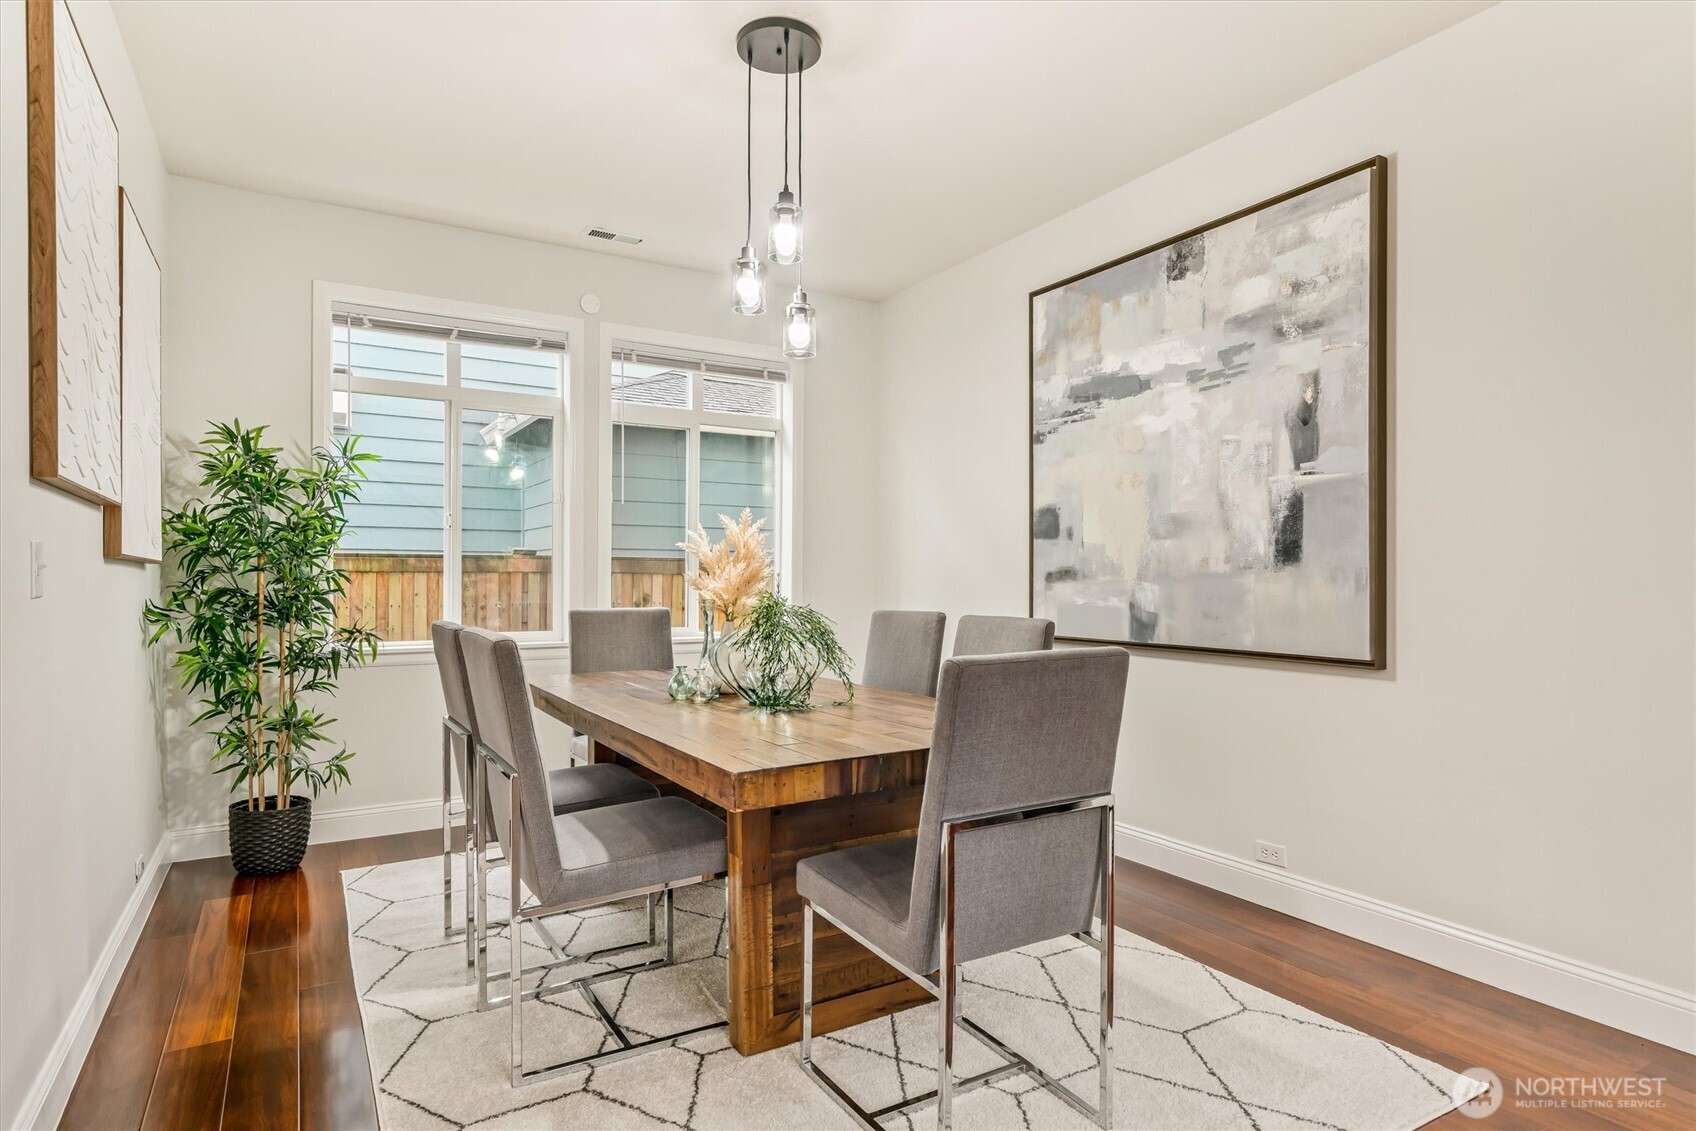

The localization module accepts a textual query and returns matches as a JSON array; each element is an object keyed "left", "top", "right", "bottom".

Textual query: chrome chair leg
[
  {"left": 801, "top": 901, "right": 815, "bottom": 1061},
  {"left": 474, "top": 742, "right": 491, "bottom": 1005},
  {"left": 442, "top": 717, "right": 455, "bottom": 936},
  {"left": 465, "top": 792, "right": 477, "bottom": 967},
  {"left": 937, "top": 824, "right": 958, "bottom": 1130},
  {"left": 444, "top": 715, "right": 481, "bottom": 944},
  {"left": 663, "top": 887, "right": 675, "bottom": 963},
  {"left": 510, "top": 794, "right": 525, "bottom": 1081},
  {"left": 1097, "top": 805, "right": 1115, "bottom": 1127}
]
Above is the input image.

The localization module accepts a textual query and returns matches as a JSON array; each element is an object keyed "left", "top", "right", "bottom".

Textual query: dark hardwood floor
[{"left": 61, "top": 831, "right": 1694, "bottom": 1129}]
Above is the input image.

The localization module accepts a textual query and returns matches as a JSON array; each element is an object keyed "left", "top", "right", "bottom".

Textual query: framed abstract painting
[{"left": 1029, "top": 157, "right": 1387, "bottom": 667}]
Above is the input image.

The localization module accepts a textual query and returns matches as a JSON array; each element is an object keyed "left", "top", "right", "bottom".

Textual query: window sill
[
  {"left": 361, "top": 630, "right": 705, "bottom": 668},
  {"left": 361, "top": 638, "right": 572, "bottom": 668}
]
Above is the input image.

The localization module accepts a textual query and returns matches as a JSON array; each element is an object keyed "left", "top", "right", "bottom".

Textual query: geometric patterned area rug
[{"left": 346, "top": 858, "right": 1485, "bottom": 1130}]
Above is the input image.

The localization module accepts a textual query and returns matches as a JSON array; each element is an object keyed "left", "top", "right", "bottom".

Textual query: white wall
[
  {"left": 163, "top": 178, "right": 885, "bottom": 832},
  {"left": 877, "top": 0, "right": 1695, "bottom": 1039},
  {"left": 0, "top": 1, "right": 171, "bottom": 1124}
]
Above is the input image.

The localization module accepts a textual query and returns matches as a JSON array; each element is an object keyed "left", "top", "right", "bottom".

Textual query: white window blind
[
  {"left": 332, "top": 306, "right": 568, "bottom": 353},
  {"left": 610, "top": 343, "right": 785, "bottom": 382}
]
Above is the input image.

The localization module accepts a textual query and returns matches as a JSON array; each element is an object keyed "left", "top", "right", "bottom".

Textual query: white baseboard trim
[
  {"left": 13, "top": 829, "right": 172, "bottom": 1131},
  {"left": 170, "top": 795, "right": 448, "bottom": 862},
  {"left": 1116, "top": 823, "right": 1696, "bottom": 1054}
]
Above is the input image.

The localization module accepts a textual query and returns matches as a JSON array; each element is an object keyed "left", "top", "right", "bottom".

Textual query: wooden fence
[
  {"left": 333, "top": 552, "right": 688, "bottom": 640},
  {"left": 612, "top": 557, "right": 687, "bottom": 626},
  {"left": 335, "top": 551, "right": 552, "bottom": 640}
]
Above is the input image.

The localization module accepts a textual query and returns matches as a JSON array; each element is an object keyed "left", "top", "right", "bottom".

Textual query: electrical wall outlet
[
  {"left": 1255, "top": 840, "right": 1287, "bottom": 868},
  {"left": 133, "top": 853, "right": 147, "bottom": 882}
]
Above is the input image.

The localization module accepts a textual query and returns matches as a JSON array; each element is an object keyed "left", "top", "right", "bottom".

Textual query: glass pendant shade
[
  {"left": 731, "top": 245, "right": 767, "bottom": 315},
  {"left": 783, "top": 288, "right": 817, "bottom": 359},
  {"left": 767, "top": 189, "right": 803, "bottom": 265}
]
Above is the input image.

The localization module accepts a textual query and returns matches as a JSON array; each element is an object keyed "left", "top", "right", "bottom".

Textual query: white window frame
[
  {"left": 598, "top": 324, "right": 802, "bottom": 642},
  {"left": 312, "top": 282, "right": 584, "bottom": 661}
]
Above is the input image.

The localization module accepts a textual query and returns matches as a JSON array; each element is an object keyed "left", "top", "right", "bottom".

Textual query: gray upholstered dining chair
[
  {"left": 950, "top": 614, "right": 1055, "bottom": 657},
  {"left": 431, "top": 620, "right": 658, "bottom": 953},
  {"left": 862, "top": 610, "right": 947, "bottom": 697},
  {"left": 564, "top": 607, "right": 674, "bottom": 763},
  {"left": 797, "top": 647, "right": 1128, "bottom": 1129},
  {"left": 459, "top": 626, "right": 730, "bottom": 1088}
]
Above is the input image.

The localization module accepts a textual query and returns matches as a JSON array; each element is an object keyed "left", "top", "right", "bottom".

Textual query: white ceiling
[{"left": 113, "top": 0, "right": 1490, "bottom": 301}]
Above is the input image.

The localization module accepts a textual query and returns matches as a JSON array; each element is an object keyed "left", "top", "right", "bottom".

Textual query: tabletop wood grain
[{"left": 529, "top": 670, "right": 937, "bottom": 811}]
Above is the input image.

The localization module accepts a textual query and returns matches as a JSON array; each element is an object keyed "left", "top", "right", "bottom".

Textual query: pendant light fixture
[
  {"left": 782, "top": 49, "right": 815, "bottom": 359},
  {"left": 733, "top": 17, "right": 822, "bottom": 351},
  {"left": 730, "top": 46, "right": 766, "bottom": 315},
  {"left": 766, "top": 28, "right": 802, "bottom": 266},
  {"left": 783, "top": 287, "right": 816, "bottom": 359}
]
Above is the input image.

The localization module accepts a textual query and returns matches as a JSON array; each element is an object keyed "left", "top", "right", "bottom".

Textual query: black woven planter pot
[{"left": 228, "top": 795, "right": 313, "bottom": 876}]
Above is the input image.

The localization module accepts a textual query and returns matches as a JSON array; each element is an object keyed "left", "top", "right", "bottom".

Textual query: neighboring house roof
[
  {"left": 614, "top": 370, "right": 690, "bottom": 408},
  {"left": 615, "top": 370, "right": 777, "bottom": 416}
]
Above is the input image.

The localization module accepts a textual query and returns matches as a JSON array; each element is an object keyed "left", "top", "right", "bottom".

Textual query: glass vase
[
  {"left": 692, "top": 598, "right": 721, "bottom": 701},
  {"left": 667, "top": 665, "right": 696, "bottom": 702},
  {"left": 716, "top": 619, "right": 823, "bottom": 712}
]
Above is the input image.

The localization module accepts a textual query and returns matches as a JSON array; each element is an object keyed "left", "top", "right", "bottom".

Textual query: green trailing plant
[
  {"left": 713, "top": 590, "right": 854, "bottom": 713},
  {"left": 144, "top": 422, "right": 380, "bottom": 811}
]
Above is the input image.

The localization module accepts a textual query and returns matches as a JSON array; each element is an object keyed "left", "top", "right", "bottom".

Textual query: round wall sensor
[{"left": 579, "top": 294, "right": 602, "bottom": 315}]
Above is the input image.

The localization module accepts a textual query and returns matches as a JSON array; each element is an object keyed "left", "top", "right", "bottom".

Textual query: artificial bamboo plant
[{"left": 145, "top": 422, "right": 381, "bottom": 811}]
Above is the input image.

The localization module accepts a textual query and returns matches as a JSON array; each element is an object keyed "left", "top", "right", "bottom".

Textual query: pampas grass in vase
[{"left": 677, "top": 508, "right": 773, "bottom": 628}]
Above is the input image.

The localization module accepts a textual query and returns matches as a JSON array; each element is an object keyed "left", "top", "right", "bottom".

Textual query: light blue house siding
[
  {"left": 341, "top": 394, "right": 445, "bottom": 553},
  {"left": 335, "top": 329, "right": 561, "bottom": 554},
  {"left": 700, "top": 431, "right": 777, "bottom": 548},
  {"left": 611, "top": 426, "right": 776, "bottom": 560},
  {"left": 340, "top": 396, "right": 554, "bottom": 554},
  {"left": 610, "top": 425, "right": 684, "bottom": 558}
]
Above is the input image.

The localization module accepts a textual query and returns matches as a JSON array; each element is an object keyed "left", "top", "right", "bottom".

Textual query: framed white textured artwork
[
  {"left": 1029, "top": 157, "right": 1387, "bottom": 668},
  {"left": 28, "top": 0, "right": 123, "bottom": 506},
  {"left": 105, "top": 191, "right": 162, "bottom": 563}
]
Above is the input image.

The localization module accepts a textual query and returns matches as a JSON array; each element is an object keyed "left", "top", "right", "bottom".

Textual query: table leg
[{"left": 724, "top": 791, "right": 932, "bottom": 1055}]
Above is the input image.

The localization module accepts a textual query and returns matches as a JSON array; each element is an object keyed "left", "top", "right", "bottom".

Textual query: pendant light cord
[
  {"left": 745, "top": 50, "right": 753, "bottom": 243},
  {"left": 797, "top": 46, "right": 804, "bottom": 207},
  {"left": 782, "top": 29, "right": 791, "bottom": 191},
  {"left": 797, "top": 52, "right": 805, "bottom": 288}
]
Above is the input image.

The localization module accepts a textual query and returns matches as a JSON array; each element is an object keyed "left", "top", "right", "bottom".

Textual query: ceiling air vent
[{"left": 582, "top": 226, "right": 644, "bottom": 246}]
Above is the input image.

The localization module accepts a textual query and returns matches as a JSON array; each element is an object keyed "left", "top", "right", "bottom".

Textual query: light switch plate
[{"left": 29, "top": 541, "right": 45, "bottom": 599}]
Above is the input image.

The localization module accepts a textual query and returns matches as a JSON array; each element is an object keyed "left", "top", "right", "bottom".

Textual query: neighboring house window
[
  {"left": 328, "top": 305, "right": 567, "bottom": 644},
  {"left": 609, "top": 342, "right": 785, "bottom": 630}
]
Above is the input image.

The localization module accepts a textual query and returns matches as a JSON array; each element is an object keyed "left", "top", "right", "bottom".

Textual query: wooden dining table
[{"left": 529, "top": 669, "right": 937, "bottom": 1056}]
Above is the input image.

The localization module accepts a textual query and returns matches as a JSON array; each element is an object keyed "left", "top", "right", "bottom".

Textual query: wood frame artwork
[
  {"left": 28, "top": 0, "right": 123, "bottom": 506},
  {"left": 104, "top": 190, "right": 163, "bottom": 562},
  {"left": 1029, "top": 157, "right": 1388, "bottom": 668}
]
